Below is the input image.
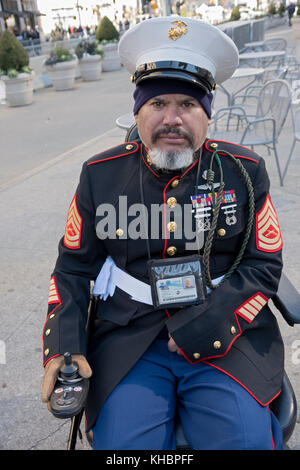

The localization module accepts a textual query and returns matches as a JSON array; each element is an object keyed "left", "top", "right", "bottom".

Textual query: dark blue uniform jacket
[{"left": 43, "top": 138, "right": 284, "bottom": 431}]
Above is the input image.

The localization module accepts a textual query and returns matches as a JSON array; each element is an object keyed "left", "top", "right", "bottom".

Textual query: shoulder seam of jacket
[
  {"left": 87, "top": 142, "right": 139, "bottom": 166},
  {"left": 205, "top": 139, "right": 260, "bottom": 163}
]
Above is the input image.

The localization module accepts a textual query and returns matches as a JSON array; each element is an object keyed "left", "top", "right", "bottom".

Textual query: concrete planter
[
  {"left": 101, "top": 43, "right": 121, "bottom": 72},
  {"left": 46, "top": 59, "right": 78, "bottom": 91},
  {"left": 79, "top": 54, "right": 102, "bottom": 81},
  {"left": 264, "top": 15, "right": 286, "bottom": 30},
  {"left": 1, "top": 72, "right": 35, "bottom": 107},
  {"left": 292, "top": 17, "right": 300, "bottom": 40}
]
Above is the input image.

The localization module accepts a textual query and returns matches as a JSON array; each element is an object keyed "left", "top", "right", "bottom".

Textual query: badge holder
[{"left": 147, "top": 255, "right": 207, "bottom": 310}]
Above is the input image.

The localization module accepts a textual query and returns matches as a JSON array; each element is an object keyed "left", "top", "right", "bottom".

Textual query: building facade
[{"left": 0, "top": 0, "right": 44, "bottom": 34}]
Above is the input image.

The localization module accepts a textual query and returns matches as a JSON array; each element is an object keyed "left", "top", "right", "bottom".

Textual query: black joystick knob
[
  {"left": 49, "top": 352, "right": 89, "bottom": 419},
  {"left": 59, "top": 352, "right": 80, "bottom": 381}
]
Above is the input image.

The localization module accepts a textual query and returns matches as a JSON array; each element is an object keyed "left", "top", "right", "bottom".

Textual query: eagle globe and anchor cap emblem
[{"left": 168, "top": 20, "right": 188, "bottom": 41}]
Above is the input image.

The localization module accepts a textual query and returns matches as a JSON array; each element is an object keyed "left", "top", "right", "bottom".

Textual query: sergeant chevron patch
[
  {"left": 256, "top": 195, "right": 283, "bottom": 252},
  {"left": 64, "top": 194, "right": 82, "bottom": 249},
  {"left": 235, "top": 292, "right": 268, "bottom": 323}
]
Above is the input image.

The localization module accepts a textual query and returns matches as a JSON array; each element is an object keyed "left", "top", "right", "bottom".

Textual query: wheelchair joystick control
[{"left": 49, "top": 352, "right": 89, "bottom": 419}]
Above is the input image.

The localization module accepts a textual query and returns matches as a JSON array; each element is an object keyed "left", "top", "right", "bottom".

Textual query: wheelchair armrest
[
  {"left": 269, "top": 371, "right": 298, "bottom": 445},
  {"left": 272, "top": 272, "right": 300, "bottom": 326}
]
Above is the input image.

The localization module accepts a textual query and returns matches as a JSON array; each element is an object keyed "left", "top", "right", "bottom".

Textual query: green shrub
[
  {"left": 230, "top": 6, "right": 241, "bottom": 20},
  {"left": 95, "top": 16, "right": 119, "bottom": 43},
  {"left": 268, "top": 2, "right": 277, "bottom": 15},
  {"left": 45, "top": 46, "right": 74, "bottom": 66},
  {"left": 278, "top": 3, "right": 286, "bottom": 16},
  {"left": 75, "top": 40, "right": 104, "bottom": 60},
  {"left": 0, "top": 30, "right": 29, "bottom": 74},
  {"left": 297, "top": 4, "right": 300, "bottom": 15}
]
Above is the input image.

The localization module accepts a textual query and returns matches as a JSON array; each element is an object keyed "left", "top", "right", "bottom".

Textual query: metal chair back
[{"left": 256, "top": 79, "right": 292, "bottom": 137}]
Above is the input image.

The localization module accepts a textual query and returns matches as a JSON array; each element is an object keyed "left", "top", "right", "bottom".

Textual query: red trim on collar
[
  {"left": 141, "top": 146, "right": 160, "bottom": 178},
  {"left": 205, "top": 139, "right": 259, "bottom": 163},
  {"left": 141, "top": 145, "right": 202, "bottom": 179}
]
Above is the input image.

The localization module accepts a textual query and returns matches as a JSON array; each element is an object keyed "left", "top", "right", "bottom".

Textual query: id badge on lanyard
[{"left": 147, "top": 255, "right": 207, "bottom": 310}]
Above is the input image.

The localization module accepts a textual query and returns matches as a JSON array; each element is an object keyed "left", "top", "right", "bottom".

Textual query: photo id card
[
  {"left": 147, "top": 255, "right": 207, "bottom": 310},
  {"left": 156, "top": 275, "right": 198, "bottom": 305}
]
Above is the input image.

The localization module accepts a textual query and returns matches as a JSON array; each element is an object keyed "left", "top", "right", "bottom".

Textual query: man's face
[{"left": 135, "top": 93, "right": 209, "bottom": 154}]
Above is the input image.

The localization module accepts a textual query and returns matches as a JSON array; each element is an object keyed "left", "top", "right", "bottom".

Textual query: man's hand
[
  {"left": 41, "top": 354, "right": 92, "bottom": 404},
  {"left": 168, "top": 334, "right": 182, "bottom": 355}
]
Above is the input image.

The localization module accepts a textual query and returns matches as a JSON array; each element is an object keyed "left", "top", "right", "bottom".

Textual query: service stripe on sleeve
[
  {"left": 235, "top": 293, "right": 268, "bottom": 323},
  {"left": 64, "top": 194, "right": 82, "bottom": 249},
  {"left": 256, "top": 195, "right": 283, "bottom": 252},
  {"left": 48, "top": 276, "right": 61, "bottom": 305}
]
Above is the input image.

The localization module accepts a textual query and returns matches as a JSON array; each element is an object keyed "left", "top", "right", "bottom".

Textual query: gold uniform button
[
  {"left": 193, "top": 352, "right": 201, "bottom": 359},
  {"left": 116, "top": 228, "right": 124, "bottom": 237},
  {"left": 213, "top": 341, "right": 222, "bottom": 350},
  {"left": 167, "top": 197, "right": 177, "bottom": 208},
  {"left": 49, "top": 313, "right": 55, "bottom": 319},
  {"left": 125, "top": 144, "right": 133, "bottom": 150},
  {"left": 167, "top": 246, "right": 177, "bottom": 256},
  {"left": 217, "top": 228, "right": 226, "bottom": 237},
  {"left": 44, "top": 348, "right": 49, "bottom": 356},
  {"left": 231, "top": 326, "right": 237, "bottom": 335},
  {"left": 171, "top": 179, "right": 180, "bottom": 188},
  {"left": 210, "top": 142, "right": 218, "bottom": 148},
  {"left": 167, "top": 221, "right": 177, "bottom": 232},
  {"left": 45, "top": 329, "right": 51, "bottom": 336}
]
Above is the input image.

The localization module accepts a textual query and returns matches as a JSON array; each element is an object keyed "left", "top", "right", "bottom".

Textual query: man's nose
[{"left": 162, "top": 106, "right": 182, "bottom": 126}]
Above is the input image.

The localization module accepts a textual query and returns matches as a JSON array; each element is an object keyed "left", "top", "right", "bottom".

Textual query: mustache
[{"left": 152, "top": 127, "right": 194, "bottom": 147}]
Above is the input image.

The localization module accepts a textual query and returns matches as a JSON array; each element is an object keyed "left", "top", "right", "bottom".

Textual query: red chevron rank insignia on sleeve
[
  {"left": 235, "top": 292, "right": 268, "bottom": 323},
  {"left": 256, "top": 195, "right": 283, "bottom": 252},
  {"left": 64, "top": 194, "right": 82, "bottom": 249}
]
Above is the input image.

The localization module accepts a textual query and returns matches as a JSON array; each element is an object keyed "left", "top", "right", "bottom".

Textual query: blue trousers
[{"left": 92, "top": 339, "right": 283, "bottom": 450}]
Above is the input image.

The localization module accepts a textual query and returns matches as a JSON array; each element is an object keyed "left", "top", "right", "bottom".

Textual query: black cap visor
[{"left": 133, "top": 61, "right": 216, "bottom": 94}]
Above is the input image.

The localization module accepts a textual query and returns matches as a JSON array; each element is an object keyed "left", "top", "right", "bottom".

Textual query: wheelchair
[
  {"left": 67, "top": 125, "right": 300, "bottom": 450},
  {"left": 68, "top": 271, "right": 299, "bottom": 450}
]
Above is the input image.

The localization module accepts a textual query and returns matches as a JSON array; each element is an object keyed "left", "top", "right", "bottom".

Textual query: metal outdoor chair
[
  {"left": 282, "top": 106, "right": 300, "bottom": 183},
  {"left": 263, "top": 37, "right": 288, "bottom": 52},
  {"left": 230, "top": 69, "right": 288, "bottom": 121},
  {"left": 210, "top": 79, "right": 292, "bottom": 186},
  {"left": 284, "top": 56, "right": 300, "bottom": 92}
]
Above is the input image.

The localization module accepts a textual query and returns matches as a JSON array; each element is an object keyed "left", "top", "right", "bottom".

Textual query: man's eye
[
  {"left": 151, "top": 101, "right": 164, "bottom": 108},
  {"left": 182, "top": 101, "right": 194, "bottom": 108}
]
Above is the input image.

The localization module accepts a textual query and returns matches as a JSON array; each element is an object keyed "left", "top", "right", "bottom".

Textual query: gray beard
[{"left": 148, "top": 148, "right": 195, "bottom": 171}]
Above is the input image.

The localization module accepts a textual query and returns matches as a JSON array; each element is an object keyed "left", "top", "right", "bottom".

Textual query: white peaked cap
[{"left": 118, "top": 16, "right": 239, "bottom": 91}]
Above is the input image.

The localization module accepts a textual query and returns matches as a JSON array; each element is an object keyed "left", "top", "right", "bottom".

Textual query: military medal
[{"left": 191, "top": 190, "right": 237, "bottom": 231}]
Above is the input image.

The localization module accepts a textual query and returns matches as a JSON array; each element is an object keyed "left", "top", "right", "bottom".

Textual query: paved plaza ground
[{"left": 0, "top": 22, "right": 299, "bottom": 451}]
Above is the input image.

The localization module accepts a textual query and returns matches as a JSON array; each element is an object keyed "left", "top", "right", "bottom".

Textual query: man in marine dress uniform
[{"left": 42, "top": 17, "right": 284, "bottom": 450}]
